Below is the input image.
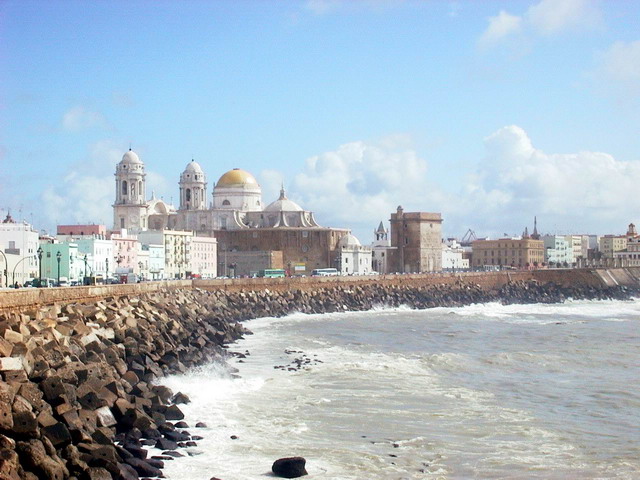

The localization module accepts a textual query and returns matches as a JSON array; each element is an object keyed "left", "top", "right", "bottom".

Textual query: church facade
[{"left": 112, "top": 149, "right": 352, "bottom": 274}]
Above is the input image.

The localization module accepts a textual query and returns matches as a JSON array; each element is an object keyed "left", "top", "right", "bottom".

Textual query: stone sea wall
[{"left": 0, "top": 272, "right": 638, "bottom": 479}]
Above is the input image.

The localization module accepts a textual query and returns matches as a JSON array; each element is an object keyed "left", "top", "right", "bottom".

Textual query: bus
[
  {"left": 311, "top": 268, "right": 339, "bottom": 276},
  {"left": 257, "top": 269, "right": 286, "bottom": 278}
]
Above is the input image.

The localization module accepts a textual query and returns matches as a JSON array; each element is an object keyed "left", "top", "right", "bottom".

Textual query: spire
[
  {"left": 279, "top": 181, "right": 286, "bottom": 200},
  {"left": 531, "top": 216, "right": 539, "bottom": 239},
  {"left": 523, "top": 226, "right": 530, "bottom": 238},
  {"left": 376, "top": 221, "right": 386, "bottom": 233}
]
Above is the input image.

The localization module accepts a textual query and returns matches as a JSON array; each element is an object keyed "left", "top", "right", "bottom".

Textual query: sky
[{"left": 1, "top": 0, "right": 640, "bottom": 242}]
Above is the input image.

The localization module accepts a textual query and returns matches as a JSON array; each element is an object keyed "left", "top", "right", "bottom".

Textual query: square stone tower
[{"left": 389, "top": 206, "right": 443, "bottom": 273}]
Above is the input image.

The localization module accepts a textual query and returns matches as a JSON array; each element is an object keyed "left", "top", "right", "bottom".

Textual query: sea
[{"left": 159, "top": 299, "right": 640, "bottom": 480}]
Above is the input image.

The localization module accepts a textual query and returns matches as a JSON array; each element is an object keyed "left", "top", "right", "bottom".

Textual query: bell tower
[
  {"left": 113, "top": 149, "right": 148, "bottom": 232},
  {"left": 179, "top": 160, "right": 207, "bottom": 211}
]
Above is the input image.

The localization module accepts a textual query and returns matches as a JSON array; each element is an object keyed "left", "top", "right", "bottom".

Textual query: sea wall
[
  {"left": 0, "top": 273, "right": 638, "bottom": 479},
  {"left": 1, "top": 267, "right": 639, "bottom": 313}
]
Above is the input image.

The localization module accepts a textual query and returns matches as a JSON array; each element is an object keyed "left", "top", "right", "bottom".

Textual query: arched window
[
  {"left": 122, "top": 181, "right": 128, "bottom": 195},
  {"left": 222, "top": 199, "right": 231, "bottom": 206},
  {"left": 138, "top": 181, "right": 142, "bottom": 197},
  {"left": 186, "top": 189, "right": 191, "bottom": 201}
]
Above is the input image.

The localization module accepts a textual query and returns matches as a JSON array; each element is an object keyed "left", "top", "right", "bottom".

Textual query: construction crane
[{"left": 460, "top": 228, "right": 478, "bottom": 246}]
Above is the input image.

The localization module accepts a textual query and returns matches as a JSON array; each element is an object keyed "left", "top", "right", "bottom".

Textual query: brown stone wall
[
  {"left": 1, "top": 268, "right": 638, "bottom": 312},
  {"left": 222, "top": 250, "right": 284, "bottom": 277},
  {"left": 215, "top": 227, "right": 349, "bottom": 274}
]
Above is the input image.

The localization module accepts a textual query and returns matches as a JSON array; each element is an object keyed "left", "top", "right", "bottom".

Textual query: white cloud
[
  {"left": 478, "top": 10, "right": 522, "bottom": 49},
  {"left": 526, "top": 0, "right": 602, "bottom": 36},
  {"left": 62, "top": 106, "right": 110, "bottom": 132},
  {"left": 41, "top": 140, "right": 170, "bottom": 228},
  {"left": 479, "top": 0, "right": 602, "bottom": 50},
  {"left": 278, "top": 128, "right": 640, "bottom": 241},
  {"left": 593, "top": 40, "right": 640, "bottom": 98},
  {"left": 463, "top": 125, "right": 640, "bottom": 235},
  {"left": 285, "top": 136, "right": 446, "bottom": 240}
]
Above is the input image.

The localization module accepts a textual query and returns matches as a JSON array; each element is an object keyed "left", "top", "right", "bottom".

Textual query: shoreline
[{"left": 0, "top": 278, "right": 637, "bottom": 479}]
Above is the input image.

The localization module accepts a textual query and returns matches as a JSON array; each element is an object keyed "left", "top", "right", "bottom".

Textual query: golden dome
[{"left": 216, "top": 168, "right": 259, "bottom": 187}]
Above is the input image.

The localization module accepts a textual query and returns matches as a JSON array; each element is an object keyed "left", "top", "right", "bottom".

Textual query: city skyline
[{"left": 2, "top": 0, "right": 640, "bottom": 241}]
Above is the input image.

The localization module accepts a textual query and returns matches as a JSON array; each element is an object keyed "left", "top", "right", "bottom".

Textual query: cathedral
[
  {"left": 112, "top": 149, "right": 353, "bottom": 274},
  {"left": 113, "top": 149, "right": 322, "bottom": 233}
]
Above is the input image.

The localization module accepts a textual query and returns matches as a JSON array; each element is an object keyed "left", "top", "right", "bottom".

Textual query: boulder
[
  {"left": 272, "top": 457, "right": 308, "bottom": 478},
  {"left": 125, "top": 457, "right": 162, "bottom": 477},
  {"left": 16, "top": 439, "right": 69, "bottom": 480}
]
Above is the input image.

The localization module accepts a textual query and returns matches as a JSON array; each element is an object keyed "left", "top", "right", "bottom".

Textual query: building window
[
  {"left": 122, "top": 181, "right": 128, "bottom": 195},
  {"left": 186, "top": 189, "right": 191, "bottom": 201},
  {"left": 222, "top": 200, "right": 231, "bottom": 206}
]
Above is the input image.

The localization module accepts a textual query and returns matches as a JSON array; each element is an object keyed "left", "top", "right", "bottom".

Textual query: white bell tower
[
  {"left": 113, "top": 149, "right": 148, "bottom": 232},
  {"left": 179, "top": 160, "right": 207, "bottom": 211}
]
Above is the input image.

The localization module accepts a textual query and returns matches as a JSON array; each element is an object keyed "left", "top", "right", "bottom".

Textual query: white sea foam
[{"left": 161, "top": 300, "right": 640, "bottom": 479}]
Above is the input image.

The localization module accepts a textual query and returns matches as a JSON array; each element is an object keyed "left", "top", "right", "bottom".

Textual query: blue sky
[{"left": 1, "top": 0, "right": 640, "bottom": 241}]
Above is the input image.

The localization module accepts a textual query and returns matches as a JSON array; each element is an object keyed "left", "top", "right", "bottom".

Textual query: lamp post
[
  {"left": 105, "top": 257, "right": 109, "bottom": 280},
  {"left": 0, "top": 249, "right": 7, "bottom": 288},
  {"left": 37, "top": 247, "right": 43, "bottom": 285},
  {"left": 56, "top": 251, "right": 61, "bottom": 286},
  {"left": 84, "top": 254, "right": 88, "bottom": 284},
  {"left": 12, "top": 255, "right": 36, "bottom": 287},
  {"left": 138, "top": 261, "right": 143, "bottom": 281}
]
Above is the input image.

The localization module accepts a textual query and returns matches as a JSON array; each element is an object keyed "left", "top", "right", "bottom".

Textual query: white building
[
  {"left": 138, "top": 230, "right": 193, "bottom": 279},
  {"left": 442, "top": 239, "right": 469, "bottom": 271},
  {"left": 140, "top": 243, "right": 165, "bottom": 280},
  {"left": 565, "top": 235, "right": 587, "bottom": 263},
  {"left": 371, "top": 221, "right": 394, "bottom": 274},
  {"left": 542, "top": 235, "right": 573, "bottom": 266},
  {"left": 337, "top": 234, "right": 372, "bottom": 275},
  {"left": 0, "top": 213, "right": 39, "bottom": 286}
]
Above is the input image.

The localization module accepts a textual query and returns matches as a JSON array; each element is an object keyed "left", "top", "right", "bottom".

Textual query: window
[
  {"left": 186, "top": 189, "right": 191, "bottom": 201},
  {"left": 122, "top": 181, "right": 128, "bottom": 195},
  {"left": 222, "top": 200, "right": 231, "bottom": 206},
  {"left": 120, "top": 218, "right": 125, "bottom": 228}
]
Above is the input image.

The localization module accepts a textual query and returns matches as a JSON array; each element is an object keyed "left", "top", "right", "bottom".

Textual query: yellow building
[
  {"left": 471, "top": 238, "right": 544, "bottom": 269},
  {"left": 598, "top": 235, "right": 627, "bottom": 258}
]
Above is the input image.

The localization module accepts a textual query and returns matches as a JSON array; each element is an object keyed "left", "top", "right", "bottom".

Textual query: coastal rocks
[
  {"left": 0, "top": 288, "right": 249, "bottom": 479},
  {"left": 272, "top": 456, "right": 308, "bottom": 478},
  {"left": 0, "top": 277, "right": 636, "bottom": 479}
]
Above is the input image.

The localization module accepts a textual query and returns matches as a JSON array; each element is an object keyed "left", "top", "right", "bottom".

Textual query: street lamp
[
  {"left": 0, "top": 249, "right": 7, "bottom": 288},
  {"left": 56, "top": 251, "right": 61, "bottom": 286},
  {"left": 105, "top": 257, "right": 109, "bottom": 280},
  {"left": 12, "top": 255, "right": 36, "bottom": 287},
  {"left": 84, "top": 254, "right": 88, "bottom": 284},
  {"left": 138, "top": 261, "right": 143, "bottom": 280},
  {"left": 37, "top": 247, "right": 43, "bottom": 285}
]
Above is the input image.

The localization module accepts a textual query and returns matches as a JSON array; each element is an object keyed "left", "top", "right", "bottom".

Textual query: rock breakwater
[{"left": 0, "top": 279, "right": 636, "bottom": 479}]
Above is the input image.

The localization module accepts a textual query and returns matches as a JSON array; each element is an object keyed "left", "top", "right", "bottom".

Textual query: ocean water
[{"left": 159, "top": 300, "right": 640, "bottom": 479}]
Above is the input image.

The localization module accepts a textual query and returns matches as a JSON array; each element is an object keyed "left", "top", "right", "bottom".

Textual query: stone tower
[
  {"left": 113, "top": 149, "right": 147, "bottom": 232},
  {"left": 389, "top": 205, "right": 443, "bottom": 273}
]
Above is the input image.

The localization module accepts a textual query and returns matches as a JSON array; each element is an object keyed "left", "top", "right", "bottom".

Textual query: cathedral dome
[
  {"left": 264, "top": 186, "right": 303, "bottom": 212},
  {"left": 184, "top": 160, "right": 204, "bottom": 174},
  {"left": 120, "top": 149, "right": 142, "bottom": 165},
  {"left": 216, "top": 168, "right": 259, "bottom": 188},
  {"left": 339, "top": 234, "right": 361, "bottom": 248}
]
